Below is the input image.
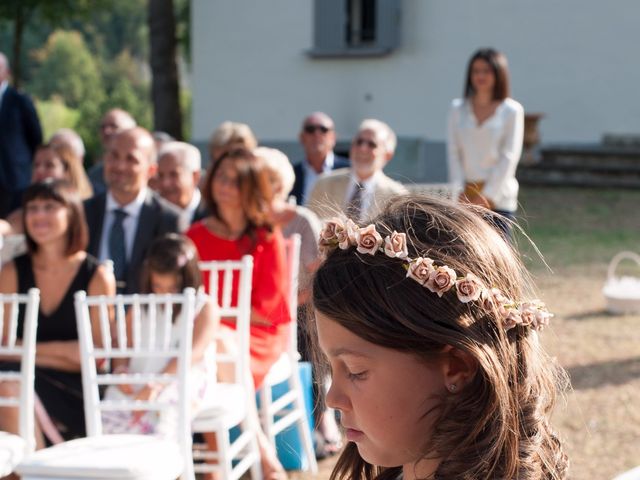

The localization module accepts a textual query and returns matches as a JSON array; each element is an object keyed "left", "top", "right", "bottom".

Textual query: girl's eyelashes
[{"left": 347, "top": 370, "right": 368, "bottom": 381}]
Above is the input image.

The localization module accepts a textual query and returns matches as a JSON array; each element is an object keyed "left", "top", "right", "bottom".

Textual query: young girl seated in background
[
  {"left": 311, "top": 194, "right": 568, "bottom": 480},
  {"left": 102, "top": 233, "right": 218, "bottom": 438}
]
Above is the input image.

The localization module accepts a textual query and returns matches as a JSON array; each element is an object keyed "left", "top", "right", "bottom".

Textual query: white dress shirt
[
  {"left": 345, "top": 170, "right": 382, "bottom": 223},
  {"left": 447, "top": 97, "right": 524, "bottom": 212},
  {"left": 301, "top": 151, "right": 335, "bottom": 204},
  {"left": 180, "top": 189, "right": 202, "bottom": 228},
  {"left": 98, "top": 188, "right": 148, "bottom": 262},
  {"left": 0, "top": 80, "right": 8, "bottom": 110}
]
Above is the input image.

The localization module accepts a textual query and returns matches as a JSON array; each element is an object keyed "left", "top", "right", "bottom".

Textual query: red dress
[{"left": 186, "top": 221, "right": 290, "bottom": 388}]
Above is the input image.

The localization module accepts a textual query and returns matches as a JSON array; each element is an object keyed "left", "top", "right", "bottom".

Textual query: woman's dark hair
[
  {"left": 22, "top": 179, "right": 88, "bottom": 255},
  {"left": 464, "top": 47, "right": 511, "bottom": 101},
  {"left": 311, "top": 194, "right": 568, "bottom": 480},
  {"left": 139, "top": 233, "right": 202, "bottom": 294},
  {"left": 201, "top": 147, "right": 274, "bottom": 247}
]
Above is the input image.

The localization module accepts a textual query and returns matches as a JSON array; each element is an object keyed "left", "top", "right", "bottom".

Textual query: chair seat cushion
[
  {"left": 262, "top": 353, "right": 292, "bottom": 386},
  {"left": 16, "top": 434, "right": 184, "bottom": 479},
  {"left": 0, "top": 431, "right": 26, "bottom": 476},
  {"left": 193, "top": 384, "right": 246, "bottom": 431}
]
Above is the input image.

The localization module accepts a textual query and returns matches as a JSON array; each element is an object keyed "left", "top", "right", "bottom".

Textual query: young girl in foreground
[
  {"left": 102, "top": 234, "right": 218, "bottom": 438},
  {"left": 312, "top": 194, "right": 568, "bottom": 480}
]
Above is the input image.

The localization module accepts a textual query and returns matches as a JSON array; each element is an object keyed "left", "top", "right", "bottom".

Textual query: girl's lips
[{"left": 345, "top": 428, "right": 364, "bottom": 442}]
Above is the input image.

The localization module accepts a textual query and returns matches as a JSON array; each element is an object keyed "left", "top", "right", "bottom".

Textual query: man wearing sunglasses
[
  {"left": 307, "top": 118, "right": 407, "bottom": 223},
  {"left": 290, "top": 112, "right": 349, "bottom": 205}
]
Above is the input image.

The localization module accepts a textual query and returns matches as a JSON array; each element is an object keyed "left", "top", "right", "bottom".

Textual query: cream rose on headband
[
  {"left": 406, "top": 257, "right": 434, "bottom": 285},
  {"left": 384, "top": 231, "right": 409, "bottom": 259},
  {"left": 455, "top": 273, "right": 484, "bottom": 303},
  {"left": 356, "top": 224, "right": 383, "bottom": 255},
  {"left": 426, "top": 266, "right": 457, "bottom": 297}
]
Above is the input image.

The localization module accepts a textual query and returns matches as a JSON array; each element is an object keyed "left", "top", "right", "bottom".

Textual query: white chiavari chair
[
  {"left": 191, "top": 255, "right": 262, "bottom": 480},
  {"left": 16, "top": 288, "right": 197, "bottom": 480},
  {"left": 0, "top": 288, "right": 39, "bottom": 477},
  {"left": 258, "top": 234, "right": 317, "bottom": 473}
]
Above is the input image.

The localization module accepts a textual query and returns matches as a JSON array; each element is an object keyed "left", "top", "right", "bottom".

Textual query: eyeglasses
[
  {"left": 354, "top": 137, "right": 378, "bottom": 149},
  {"left": 303, "top": 124, "right": 331, "bottom": 134}
]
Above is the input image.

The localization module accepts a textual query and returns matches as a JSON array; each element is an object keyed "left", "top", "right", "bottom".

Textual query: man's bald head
[
  {"left": 104, "top": 127, "right": 157, "bottom": 204},
  {"left": 100, "top": 108, "right": 137, "bottom": 148}
]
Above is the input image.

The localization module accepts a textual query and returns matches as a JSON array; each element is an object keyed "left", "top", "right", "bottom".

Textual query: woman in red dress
[{"left": 186, "top": 147, "right": 290, "bottom": 479}]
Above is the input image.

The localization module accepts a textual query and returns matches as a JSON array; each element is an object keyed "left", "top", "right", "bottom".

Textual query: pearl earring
[{"left": 448, "top": 384, "right": 457, "bottom": 392}]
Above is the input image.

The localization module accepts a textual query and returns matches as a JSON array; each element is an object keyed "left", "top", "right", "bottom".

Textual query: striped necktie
[{"left": 346, "top": 183, "right": 364, "bottom": 221}]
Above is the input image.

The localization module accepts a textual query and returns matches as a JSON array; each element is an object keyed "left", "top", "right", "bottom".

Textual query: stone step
[
  {"left": 517, "top": 165, "right": 640, "bottom": 188},
  {"left": 516, "top": 143, "right": 640, "bottom": 188}
]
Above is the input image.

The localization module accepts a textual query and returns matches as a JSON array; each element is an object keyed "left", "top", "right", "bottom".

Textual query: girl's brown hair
[
  {"left": 464, "top": 47, "right": 511, "bottom": 101},
  {"left": 201, "top": 148, "right": 274, "bottom": 246},
  {"left": 311, "top": 194, "right": 568, "bottom": 480},
  {"left": 139, "top": 234, "right": 202, "bottom": 294},
  {"left": 22, "top": 179, "right": 89, "bottom": 255},
  {"left": 35, "top": 142, "right": 94, "bottom": 199}
]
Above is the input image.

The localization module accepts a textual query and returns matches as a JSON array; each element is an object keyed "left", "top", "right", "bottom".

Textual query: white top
[
  {"left": 447, "top": 97, "right": 524, "bottom": 212},
  {"left": 179, "top": 188, "right": 202, "bottom": 229},
  {"left": 301, "top": 151, "right": 336, "bottom": 204},
  {"left": 345, "top": 170, "right": 382, "bottom": 223},
  {"left": 98, "top": 188, "right": 148, "bottom": 262}
]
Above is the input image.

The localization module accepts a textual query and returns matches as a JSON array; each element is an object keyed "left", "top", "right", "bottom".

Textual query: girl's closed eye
[{"left": 347, "top": 369, "right": 368, "bottom": 381}]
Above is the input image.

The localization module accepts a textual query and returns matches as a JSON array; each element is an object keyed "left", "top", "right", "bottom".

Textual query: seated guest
[
  {"left": 50, "top": 128, "right": 86, "bottom": 163},
  {"left": 156, "top": 141, "right": 207, "bottom": 227},
  {"left": 208, "top": 121, "right": 257, "bottom": 165},
  {"left": 290, "top": 112, "right": 349, "bottom": 205},
  {"left": 186, "top": 148, "right": 289, "bottom": 479},
  {"left": 88, "top": 108, "right": 137, "bottom": 195},
  {"left": 84, "top": 127, "right": 182, "bottom": 294},
  {"left": 256, "top": 146, "right": 343, "bottom": 458},
  {"left": 6, "top": 142, "right": 93, "bottom": 234},
  {"left": 307, "top": 118, "right": 408, "bottom": 222},
  {"left": 0, "top": 179, "right": 115, "bottom": 445},
  {"left": 255, "top": 146, "right": 321, "bottom": 305}
]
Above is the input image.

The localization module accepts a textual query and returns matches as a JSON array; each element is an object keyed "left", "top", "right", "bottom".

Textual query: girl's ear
[{"left": 440, "top": 345, "right": 478, "bottom": 393}]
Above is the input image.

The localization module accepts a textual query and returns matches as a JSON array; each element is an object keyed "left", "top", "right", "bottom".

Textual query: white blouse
[{"left": 447, "top": 97, "right": 524, "bottom": 212}]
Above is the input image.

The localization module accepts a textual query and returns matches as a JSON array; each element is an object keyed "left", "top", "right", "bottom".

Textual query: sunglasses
[
  {"left": 303, "top": 124, "right": 331, "bottom": 134},
  {"left": 354, "top": 137, "right": 378, "bottom": 149}
]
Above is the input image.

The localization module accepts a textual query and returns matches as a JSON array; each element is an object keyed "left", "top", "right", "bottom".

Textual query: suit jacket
[
  {"left": 84, "top": 190, "right": 182, "bottom": 293},
  {"left": 0, "top": 86, "right": 42, "bottom": 215},
  {"left": 307, "top": 168, "right": 408, "bottom": 222},
  {"left": 290, "top": 153, "right": 350, "bottom": 205}
]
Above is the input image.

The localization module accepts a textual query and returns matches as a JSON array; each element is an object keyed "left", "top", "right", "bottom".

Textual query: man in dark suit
[
  {"left": 290, "top": 112, "right": 349, "bottom": 205},
  {"left": 84, "top": 127, "right": 181, "bottom": 293},
  {"left": 155, "top": 141, "right": 207, "bottom": 228},
  {"left": 0, "top": 52, "right": 43, "bottom": 217}
]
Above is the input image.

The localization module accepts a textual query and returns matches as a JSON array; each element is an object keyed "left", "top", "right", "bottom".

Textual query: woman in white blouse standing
[{"left": 447, "top": 48, "right": 524, "bottom": 237}]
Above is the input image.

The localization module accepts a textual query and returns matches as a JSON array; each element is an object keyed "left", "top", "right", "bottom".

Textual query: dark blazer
[
  {"left": 0, "top": 86, "right": 42, "bottom": 215},
  {"left": 84, "top": 190, "right": 182, "bottom": 293},
  {"left": 290, "top": 153, "right": 349, "bottom": 205}
]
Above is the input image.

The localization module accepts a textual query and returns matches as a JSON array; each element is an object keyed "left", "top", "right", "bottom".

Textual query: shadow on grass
[{"left": 568, "top": 357, "right": 640, "bottom": 390}]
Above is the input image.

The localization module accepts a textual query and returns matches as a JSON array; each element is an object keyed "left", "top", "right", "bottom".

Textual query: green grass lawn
[{"left": 517, "top": 187, "right": 640, "bottom": 271}]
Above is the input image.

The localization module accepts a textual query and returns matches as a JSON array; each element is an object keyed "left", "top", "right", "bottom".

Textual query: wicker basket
[{"left": 603, "top": 251, "right": 640, "bottom": 314}]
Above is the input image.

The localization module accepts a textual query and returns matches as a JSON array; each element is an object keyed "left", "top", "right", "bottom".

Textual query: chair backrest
[
  {"left": 198, "top": 255, "right": 253, "bottom": 384},
  {"left": 73, "top": 288, "right": 196, "bottom": 468},
  {"left": 0, "top": 288, "right": 40, "bottom": 454},
  {"left": 282, "top": 234, "right": 301, "bottom": 357}
]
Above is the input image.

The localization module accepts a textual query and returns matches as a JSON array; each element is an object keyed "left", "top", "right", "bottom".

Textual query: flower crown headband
[{"left": 319, "top": 218, "right": 552, "bottom": 332}]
